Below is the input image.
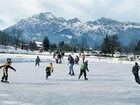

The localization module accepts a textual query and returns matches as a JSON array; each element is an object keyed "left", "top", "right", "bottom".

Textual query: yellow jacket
[{"left": 47, "top": 64, "right": 54, "bottom": 72}]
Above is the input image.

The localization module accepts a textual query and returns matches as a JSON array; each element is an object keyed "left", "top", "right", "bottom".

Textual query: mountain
[{"left": 4, "top": 12, "right": 140, "bottom": 48}]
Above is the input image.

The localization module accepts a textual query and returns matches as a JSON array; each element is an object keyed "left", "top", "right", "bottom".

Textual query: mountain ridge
[{"left": 4, "top": 12, "right": 140, "bottom": 48}]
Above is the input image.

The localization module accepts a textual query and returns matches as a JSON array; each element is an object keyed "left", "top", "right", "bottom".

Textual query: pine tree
[
  {"left": 101, "top": 35, "right": 111, "bottom": 54},
  {"left": 50, "top": 44, "right": 57, "bottom": 51},
  {"left": 0, "top": 31, "right": 9, "bottom": 49},
  {"left": 59, "top": 41, "right": 64, "bottom": 51},
  {"left": 101, "top": 35, "right": 120, "bottom": 56},
  {"left": 110, "top": 35, "right": 120, "bottom": 56},
  {"left": 135, "top": 40, "right": 140, "bottom": 54},
  {"left": 29, "top": 39, "right": 37, "bottom": 51},
  {"left": 43, "top": 36, "right": 50, "bottom": 51}
]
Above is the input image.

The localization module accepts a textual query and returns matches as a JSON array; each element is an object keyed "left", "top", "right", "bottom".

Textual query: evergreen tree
[
  {"left": 135, "top": 40, "right": 140, "bottom": 54},
  {"left": 50, "top": 44, "right": 57, "bottom": 51},
  {"left": 101, "top": 35, "right": 111, "bottom": 54},
  {"left": 110, "top": 35, "right": 120, "bottom": 56},
  {"left": 43, "top": 36, "right": 50, "bottom": 51},
  {"left": 101, "top": 35, "right": 120, "bottom": 56},
  {"left": 0, "top": 31, "right": 9, "bottom": 49},
  {"left": 59, "top": 41, "right": 64, "bottom": 51},
  {"left": 29, "top": 39, "right": 37, "bottom": 51}
]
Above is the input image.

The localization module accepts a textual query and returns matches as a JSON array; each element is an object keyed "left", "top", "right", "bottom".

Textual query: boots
[
  {"left": 85, "top": 78, "right": 88, "bottom": 80},
  {"left": 4, "top": 81, "right": 9, "bottom": 83},
  {"left": 71, "top": 73, "right": 75, "bottom": 76},
  {"left": 1, "top": 80, "right": 4, "bottom": 82}
]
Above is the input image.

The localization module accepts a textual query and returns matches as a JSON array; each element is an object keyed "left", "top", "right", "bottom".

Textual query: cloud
[{"left": 0, "top": 0, "right": 140, "bottom": 30}]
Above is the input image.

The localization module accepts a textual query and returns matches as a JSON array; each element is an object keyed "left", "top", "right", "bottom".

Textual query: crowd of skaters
[
  {"left": 0, "top": 52, "right": 140, "bottom": 84},
  {"left": 0, "top": 52, "right": 89, "bottom": 83},
  {"left": 53, "top": 51, "right": 65, "bottom": 64}
]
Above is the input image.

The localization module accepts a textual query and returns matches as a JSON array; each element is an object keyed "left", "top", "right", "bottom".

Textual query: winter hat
[
  {"left": 135, "top": 62, "right": 138, "bottom": 65},
  {"left": 7, "top": 58, "right": 12, "bottom": 63},
  {"left": 85, "top": 60, "right": 88, "bottom": 63}
]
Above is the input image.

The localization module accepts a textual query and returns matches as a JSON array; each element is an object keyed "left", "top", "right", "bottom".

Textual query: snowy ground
[{"left": 0, "top": 54, "right": 140, "bottom": 105}]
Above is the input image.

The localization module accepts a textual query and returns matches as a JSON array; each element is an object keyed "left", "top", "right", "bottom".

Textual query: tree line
[{"left": 0, "top": 30, "right": 140, "bottom": 55}]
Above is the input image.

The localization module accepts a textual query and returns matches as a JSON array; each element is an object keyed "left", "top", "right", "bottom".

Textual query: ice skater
[
  {"left": 132, "top": 62, "right": 140, "bottom": 84},
  {"left": 82, "top": 53, "right": 85, "bottom": 63},
  {"left": 45, "top": 63, "right": 54, "bottom": 79},
  {"left": 68, "top": 55, "right": 75, "bottom": 75},
  {"left": 0, "top": 58, "right": 16, "bottom": 83},
  {"left": 35, "top": 56, "right": 41, "bottom": 66},
  {"left": 75, "top": 55, "right": 79, "bottom": 65},
  {"left": 78, "top": 61, "right": 89, "bottom": 80}
]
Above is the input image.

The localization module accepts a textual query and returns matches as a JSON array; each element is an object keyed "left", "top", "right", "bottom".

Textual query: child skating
[
  {"left": 35, "top": 56, "right": 41, "bottom": 66},
  {"left": 78, "top": 61, "right": 89, "bottom": 80},
  {"left": 45, "top": 63, "right": 54, "bottom": 79},
  {"left": 0, "top": 58, "right": 16, "bottom": 83}
]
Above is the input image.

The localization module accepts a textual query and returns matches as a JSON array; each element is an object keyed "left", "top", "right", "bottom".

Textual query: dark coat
[
  {"left": 132, "top": 65, "right": 139, "bottom": 74},
  {"left": 0, "top": 63, "right": 16, "bottom": 71},
  {"left": 68, "top": 56, "right": 74, "bottom": 64}
]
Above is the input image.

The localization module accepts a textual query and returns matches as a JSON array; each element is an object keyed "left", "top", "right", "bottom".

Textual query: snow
[
  {"left": 123, "top": 24, "right": 140, "bottom": 31},
  {"left": 61, "top": 34, "right": 72, "bottom": 39},
  {"left": 0, "top": 46, "right": 35, "bottom": 54},
  {"left": 0, "top": 53, "right": 140, "bottom": 105}
]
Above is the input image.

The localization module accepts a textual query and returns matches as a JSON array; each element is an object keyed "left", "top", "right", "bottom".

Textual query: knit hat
[{"left": 7, "top": 58, "right": 12, "bottom": 63}]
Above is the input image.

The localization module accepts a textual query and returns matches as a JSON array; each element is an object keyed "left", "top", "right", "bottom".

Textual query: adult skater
[
  {"left": 132, "top": 62, "right": 140, "bottom": 84},
  {"left": 75, "top": 55, "right": 79, "bottom": 65},
  {"left": 68, "top": 55, "right": 75, "bottom": 75},
  {"left": 82, "top": 53, "right": 85, "bottom": 63},
  {"left": 78, "top": 61, "right": 89, "bottom": 80},
  {"left": 35, "top": 56, "right": 40, "bottom": 66},
  {"left": 0, "top": 58, "right": 16, "bottom": 83},
  {"left": 45, "top": 63, "right": 54, "bottom": 79}
]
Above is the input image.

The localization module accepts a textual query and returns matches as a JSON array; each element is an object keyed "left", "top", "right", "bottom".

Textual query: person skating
[
  {"left": 0, "top": 58, "right": 16, "bottom": 83},
  {"left": 57, "top": 52, "right": 62, "bottom": 64},
  {"left": 35, "top": 56, "right": 41, "bottom": 66},
  {"left": 68, "top": 55, "right": 75, "bottom": 75},
  {"left": 45, "top": 63, "right": 54, "bottom": 79},
  {"left": 132, "top": 62, "right": 140, "bottom": 84},
  {"left": 75, "top": 55, "right": 79, "bottom": 65},
  {"left": 82, "top": 53, "right": 85, "bottom": 63},
  {"left": 78, "top": 61, "right": 89, "bottom": 80}
]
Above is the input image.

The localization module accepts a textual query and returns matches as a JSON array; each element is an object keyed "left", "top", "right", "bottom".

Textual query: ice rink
[{"left": 0, "top": 56, "right": 140, "bottom": 105}]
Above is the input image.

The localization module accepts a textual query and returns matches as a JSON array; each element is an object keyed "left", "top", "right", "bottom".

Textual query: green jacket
[{"left": 80, "top": 63, "right": 88, "bottom": 71}]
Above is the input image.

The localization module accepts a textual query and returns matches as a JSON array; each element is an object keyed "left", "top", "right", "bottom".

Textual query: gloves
[{"left": 87, "top": 69, "right": 89, "bottom": 72}]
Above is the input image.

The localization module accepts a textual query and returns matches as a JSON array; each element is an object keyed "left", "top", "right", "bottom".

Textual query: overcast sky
[{"left": 0, "top": 0, "right": 140, "bottom": 30}]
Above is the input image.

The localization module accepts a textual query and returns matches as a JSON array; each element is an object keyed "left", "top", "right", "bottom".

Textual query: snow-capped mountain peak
[
  {"left": 68, "top": 18, "right": 81, "bottom": 24},
  {"left": 94, "top": 17, "right": 121, "bottom": 25},
  {"left": 34, "top": 12, "right": 55, "bottom": 19},
  {"left": 4, "top": 12, "right": 140, "bottom": 48}
]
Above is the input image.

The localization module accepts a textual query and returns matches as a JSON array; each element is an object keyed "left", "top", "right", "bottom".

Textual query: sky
[{"left": 0, "top": 0, "right": 140, "bottom": 30}]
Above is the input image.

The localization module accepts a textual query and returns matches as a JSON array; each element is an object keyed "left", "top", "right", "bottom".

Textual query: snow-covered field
[{"left": 0, "top": 54, "right": 140, "bottom": 105}]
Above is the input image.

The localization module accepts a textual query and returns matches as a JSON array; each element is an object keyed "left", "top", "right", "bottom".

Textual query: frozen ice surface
[{"left": 0, "top": 54, "right": 140, "bottom": 105}]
